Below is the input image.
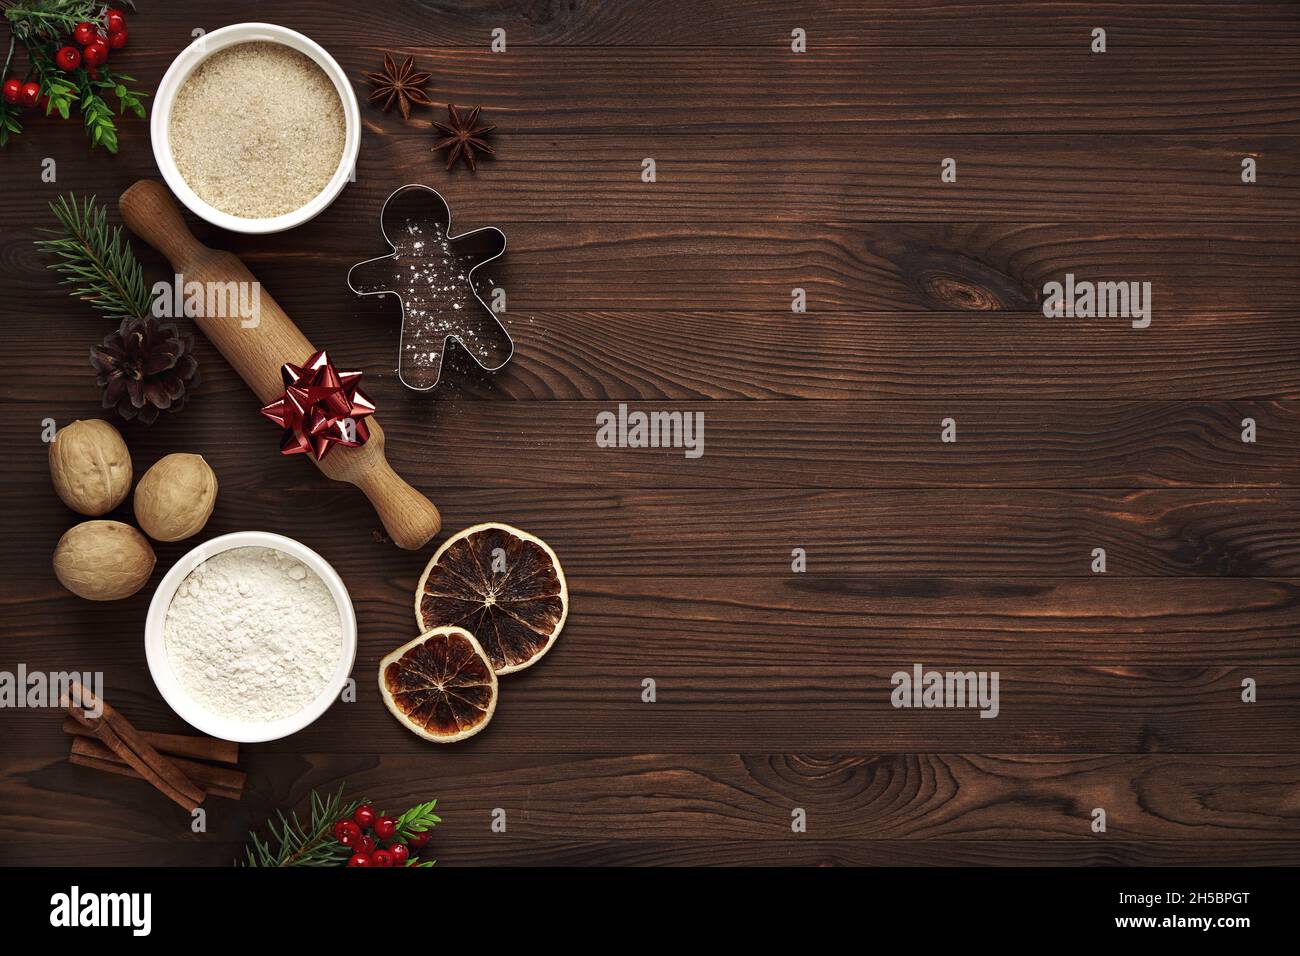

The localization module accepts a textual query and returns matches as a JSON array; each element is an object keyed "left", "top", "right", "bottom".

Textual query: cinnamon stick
[
  {"left": 63, "top": 681, "right": 205, "bottom": 811},
  {"left": 69, "top": 736, "right": 245, "bottom": 801},
  {"left": 62, "top": 717, "right": 239, "bottom": 765}
]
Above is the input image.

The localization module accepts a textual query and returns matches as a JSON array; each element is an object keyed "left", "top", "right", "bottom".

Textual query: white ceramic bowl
[
  {"left": 150, "top": 22, "right": 360, "bottom": 234},
  {"left": 145, "top": 531, "right": 357, "bottom": 743}
]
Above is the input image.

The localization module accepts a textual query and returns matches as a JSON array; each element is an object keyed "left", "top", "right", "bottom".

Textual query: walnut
[
  {"left": 53, "top": 520, "right": 156, "bottom": 601},
  {"left": 134, "top": 453, "right": 218, "bottom": 542},
  {"left": 48, "top": 419, "right": 132, "bottom": 516}
]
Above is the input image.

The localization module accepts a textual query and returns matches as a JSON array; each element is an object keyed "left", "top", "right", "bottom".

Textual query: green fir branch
[
  {"left": 4, "top": 1, "right": 135, "bottom": 43},
  {"left": 35, "top": 193, "right": 152, "bottom": 319},
  {"left": 241, "top": 784, "right": 363, "bottom": 868}
]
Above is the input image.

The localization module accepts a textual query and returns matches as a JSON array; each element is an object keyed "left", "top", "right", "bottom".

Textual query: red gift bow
[{"left": 260, "top": 350, "right": 375, "bottom": 461}]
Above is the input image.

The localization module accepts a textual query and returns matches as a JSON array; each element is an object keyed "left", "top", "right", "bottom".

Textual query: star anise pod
[
  {"left": 89, "top": 317, "right": 200, "bottom": 425},
  {"left": 366, "top": 53, "right": 433, "bottom": 121},
  {"left": 432, "top": 104, "right": 496, "bottom": 171}
]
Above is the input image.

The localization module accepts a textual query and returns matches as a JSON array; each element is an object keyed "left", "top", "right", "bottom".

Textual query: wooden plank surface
[
  {"left": 18, "top": 45, "right": 1293, "bottom": 133},
  {"left": 14, "top": 311, "right": 1298, "bottom": 401},
  {"left": 203, "top": 1, "right": 1300, "bottom": 48},
  {"left": 8, "top": 488, "right": 1300, "bottom": 577},
  {"left": 3, "top": 750, "right": 1299, "bottom": 865},
  {"left": 2, "top": 660, "right": 1297, "bottom": 754},
  {"left": 4, "top": 135, "right": 1297, "bottom": 222},
  {"left": 5, "top": 399, "right": 1298, "bottom": 489},
  {"left": 1, "top": 0, "right": 1298, "bottom": 868},
  {"left": 10, "top": 220, "right": 1296, "bottom": 313},
  {"left": 8, "top": 752, "right": 1300, "bottom": 839}
]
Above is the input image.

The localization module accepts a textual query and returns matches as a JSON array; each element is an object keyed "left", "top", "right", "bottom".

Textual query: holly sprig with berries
[
  {"left": 1, "top": 0, "right": 146, "bottom": 151},
  {"left": 242, "top": 785, "right": 440, "bottom": 868}
]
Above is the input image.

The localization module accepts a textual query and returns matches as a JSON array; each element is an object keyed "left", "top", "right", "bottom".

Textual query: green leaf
[
  {"left": 0, "top": 103, "right": 22, "bottom": 147},
  {"left": 395, "top": 799, "right": 441, "bottom": 838}
]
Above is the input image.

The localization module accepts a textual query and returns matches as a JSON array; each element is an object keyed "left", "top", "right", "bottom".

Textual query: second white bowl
[{"left": 144, "top": 531, "right": 357, "bottom": 743}]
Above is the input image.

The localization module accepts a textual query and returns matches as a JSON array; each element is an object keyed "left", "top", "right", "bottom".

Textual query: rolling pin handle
[
  {"left": 119, "top": 179, "right": 207, "bottom": 264},
  {"left": 352, "top": 457, "right": 442, "bottom": 550}
]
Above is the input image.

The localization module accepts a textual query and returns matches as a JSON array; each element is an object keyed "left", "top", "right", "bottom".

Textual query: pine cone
[{"left": 90, "top": 317, "right": 200, "bottom": 424}]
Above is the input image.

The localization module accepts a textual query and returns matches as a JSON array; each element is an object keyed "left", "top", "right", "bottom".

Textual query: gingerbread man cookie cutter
[{"left": 347, "top": 184, "right": 512, "bottom": 392}]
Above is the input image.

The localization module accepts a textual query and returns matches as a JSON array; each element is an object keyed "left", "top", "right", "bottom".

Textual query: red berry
[
  {"left": 108, "top": 28, "right": 128, "bottom": 50},
  {"left": 347, "top": 852, "right": 370, "bottom": 867},
  {"left": 2, "top": 79, "right": 20, "bottom": 104},
  {"left": 56, "top": 46, "right": 82, "bottom": 70},
  {"left": 408, "top": 830, "right": 431, "bottom": 848},
  {"left": 86, "top": 67, "right": 100, "bottom": 81},
  {"left": 352, "top": 805, "right": 376, "bottom": 830},
  {"left": 370, "top": 849, "right": 394, "bottom": 867},
  {"left": 373, "top": 816, "right": 397, "bottom": 840},
  {"left": 358, "top": 834, "right": 376, "bottom": 854},
  {"left": 105, "top": 8, "right": 127, "bottom": 33},
  {"left": 73, "top": 22, "right": 96, "bottom": 45},
  {"left": 389, "top": 843, "right": 410, "bottom": 865},
  {"left": 19, "top": 82, "right": 40, "bottom": 108},
  {"left": 83, "top": 40, "right": 109, "bottom": 67},
  {"left": 332, "top": 820, "right": 363, "bottom": 846}
]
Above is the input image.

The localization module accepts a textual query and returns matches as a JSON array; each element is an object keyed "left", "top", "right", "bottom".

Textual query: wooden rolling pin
[{"left": 120, "top": 180, "right": 440, "bottom": 550}]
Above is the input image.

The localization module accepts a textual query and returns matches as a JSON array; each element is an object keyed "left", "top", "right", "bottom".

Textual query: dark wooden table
[{"left": 2, "top": 0, "right": 1299, "bottom": 867}]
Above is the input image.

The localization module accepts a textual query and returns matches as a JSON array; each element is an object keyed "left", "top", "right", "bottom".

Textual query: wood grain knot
[
  {"left": 872, "top": 238, "right": 1036, "bottom": 311},
  {"left": 915, "top": 269, "right": 1010, "bottom": 311}
]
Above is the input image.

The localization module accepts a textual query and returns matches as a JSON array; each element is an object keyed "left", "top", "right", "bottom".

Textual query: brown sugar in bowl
[{"left": 151, "top": 23, "right": 360, "bottom": 234}]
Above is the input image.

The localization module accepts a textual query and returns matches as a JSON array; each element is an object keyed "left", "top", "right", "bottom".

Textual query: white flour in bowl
[{"left": 164, "top": 546, "right": 342, "bottom": 724}]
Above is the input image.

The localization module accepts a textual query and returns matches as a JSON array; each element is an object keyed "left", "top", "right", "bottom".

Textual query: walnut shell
[
  {"left": 53, "top": 520, "right": 156, "bottom": 601},
  {"left": 48, "top": 419, "right": 132, "bottom": 516},
  {"left": 134, "top": 453, "right": 218, "bottom": 542}
]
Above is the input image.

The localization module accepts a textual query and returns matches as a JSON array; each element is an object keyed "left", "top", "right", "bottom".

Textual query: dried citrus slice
[
  {"left": 378, "top": 627, "right": 498, "bottom": 743},
  {"left": 415, "top": 523, "right": 568, "bottom": 674}
]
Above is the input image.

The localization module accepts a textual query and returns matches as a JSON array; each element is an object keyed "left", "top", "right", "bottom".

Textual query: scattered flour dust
[
  {"left": 165, "top": 546, "right": 342, "bottom": 724},
  {"left": 169, "top": 41, "right": 345, "bottom": 218}
]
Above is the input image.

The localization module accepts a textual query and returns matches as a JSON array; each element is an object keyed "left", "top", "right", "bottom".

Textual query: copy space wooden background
[{"left": 2, "top": 0, "right": 1299, "bottom": 866}]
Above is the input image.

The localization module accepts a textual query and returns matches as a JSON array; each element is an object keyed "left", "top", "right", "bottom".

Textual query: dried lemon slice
[
  {"left": 415, "top": 523, "right": 568, "bottom": 674},
  {"left": 378, "top": 627, "right": 498, "bottom": 743}
]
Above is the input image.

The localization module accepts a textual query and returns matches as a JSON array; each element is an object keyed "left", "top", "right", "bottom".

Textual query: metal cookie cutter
[{"left": 347, "top": 184, "right": 512, "bottom": 391}]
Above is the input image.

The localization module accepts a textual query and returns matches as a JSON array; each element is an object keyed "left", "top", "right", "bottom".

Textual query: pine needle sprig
[
  {"left": 36, "top": 193, "right": 152, "bottom": 319},
  {"left": 4, "top": 1, "right": 136, "bottom": 43},
  {"left": 242, "top": 784, "right": 363, "bottom": 868}
]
